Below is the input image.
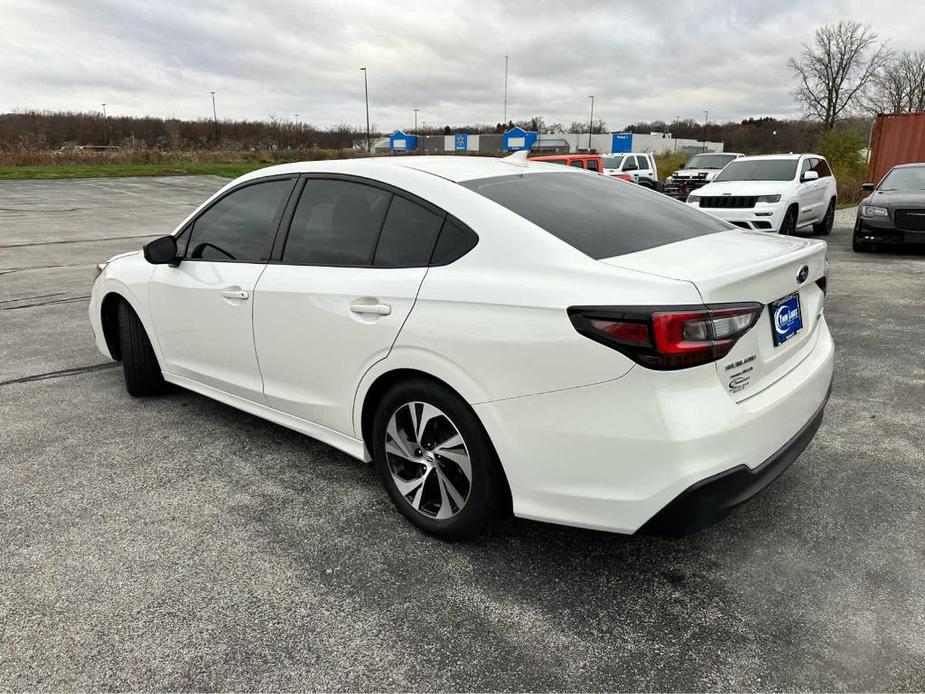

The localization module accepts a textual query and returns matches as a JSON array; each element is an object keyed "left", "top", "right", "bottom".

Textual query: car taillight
[{"left": 569, "top": 303, "right": 763, "bottom": 370}]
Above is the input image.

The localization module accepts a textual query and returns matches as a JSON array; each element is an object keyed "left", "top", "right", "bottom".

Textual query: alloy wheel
[{"left": 384, "top": 401, "right": 472, "bottom": 519}]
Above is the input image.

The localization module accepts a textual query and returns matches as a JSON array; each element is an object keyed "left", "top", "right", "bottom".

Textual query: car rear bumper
[
  {"left": 639, "top": 378, "right": 830, "bottom": 536},
  {"left": 474, "top": 317, "right": 834, "bottom": 534}
]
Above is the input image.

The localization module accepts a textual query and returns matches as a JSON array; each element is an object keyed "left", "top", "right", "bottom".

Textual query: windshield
[
  {"left": 714, "top": 159, "right": 798, "bottom": 182},
  {"left": 461, "top": 172, "right": 729, "bottom": 259},
  {"left": 878, "top": 166, "right": 925, "bottom": 191},
  {"left": 603, "top": 156, "right": 624, "bottom": 169},
  {"left": 683, "top": 154, "right": 737, "bottom": 170}
]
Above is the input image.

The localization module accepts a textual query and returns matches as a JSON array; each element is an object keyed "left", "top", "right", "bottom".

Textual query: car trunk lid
[{"left": 600, "top": 230, "right": 828, "bottom": 401}]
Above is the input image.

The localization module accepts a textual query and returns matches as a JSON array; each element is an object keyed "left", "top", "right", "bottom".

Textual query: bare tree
[
  {"left": 866, "top": 50, "right": 925, "bottom": 114},
  {"left": 788, "top": 21, "right": 891, "bottom": 129}
]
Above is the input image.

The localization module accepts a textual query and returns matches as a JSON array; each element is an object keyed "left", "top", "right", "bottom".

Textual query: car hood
[
  {"left": 692, "top": 180, "right": 789, "bottom": 196},
  {"left": 108, "top": 249, "right": 142, "bottom": 264},
  {"left": 863, "top": 190, "right": 925, "bottom": 208}
]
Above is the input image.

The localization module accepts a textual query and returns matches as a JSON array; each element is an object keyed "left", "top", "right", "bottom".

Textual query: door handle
[
  {"left": 350, "top": 301, "right": 391, "bottom": 316},
  {"left": 221, "top": 289, "right": 249, "bottom": 300}
]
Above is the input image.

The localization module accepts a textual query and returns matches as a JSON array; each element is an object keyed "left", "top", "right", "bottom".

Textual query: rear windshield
[
  {"left": 460, "top": 171, "right": 730, "bottom": 259},
  {"left": 714, "top": 159, "right": 798, "bottom": 182}
]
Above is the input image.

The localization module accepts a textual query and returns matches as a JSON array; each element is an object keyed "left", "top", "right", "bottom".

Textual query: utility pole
[
  {"left": 702, "top": 110, "right": 708, "bottom": 152},
  {"left": 413, "top": 108, "right": 418, "bottom": 135},
  {"left": 210, "top": 91, "right": 218, "bottom": 144},
  {"left": 770, "top": 129, "right": 777, "bottom": 153},
  {"left": 587, "top": 95, "right": 595, "bottom": 150},
  {"left": 101, "top": 103, "right": 109, "bottom": 145},
  {"left": 361, "top": 67, "right": 370, "bottom": 153},
  {"left": 31, "top": 111, "right": 38, "bottom": 144},
  {"left": 503, "top": 54, "right": 509, "bottom": 125}
]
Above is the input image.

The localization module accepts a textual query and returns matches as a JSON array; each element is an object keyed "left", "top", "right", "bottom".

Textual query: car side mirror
[
  {"left": 143, "top": 235, "right": 179, "bottom": 265},
  {"left": 861, "top": 182, "right": 875, "bottom": 191},
  {"left": 801, "top": 170, "right": 819, "bottom": 182}
]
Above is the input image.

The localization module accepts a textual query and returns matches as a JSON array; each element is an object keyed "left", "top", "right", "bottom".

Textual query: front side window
[
  {"left": 373, "top": 195, "right": 444, "bottom": 267},
  {"left": 811, "top": 158, "right": 832, "bottom": 177},
  {"left": 461, "top": 172, "right": 729, "bottom": 259},
  {"left": 570, "top": 160, "right": 584, "bottom": 168},
  {"left": 714, "top": 159, "right": 799, "bottom": 182},
  {"left": 603, "top": 156, "right": 623, "bottom": 169},
  {"left": 586, "top": 159, "right": 600, "bottom": 172},
  {"left": 188, "top": 179, "right": 293, "bottom": 262},
  {"left": 283, "top": 179, "right": 391, "bottom": 265},
  {"left": 800, "top": 159, "right": 814, "bottom": 180}
]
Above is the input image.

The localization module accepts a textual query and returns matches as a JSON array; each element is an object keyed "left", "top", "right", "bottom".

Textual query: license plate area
[{"left": 769, "top": 292, "right": 803, "bottom": 347}]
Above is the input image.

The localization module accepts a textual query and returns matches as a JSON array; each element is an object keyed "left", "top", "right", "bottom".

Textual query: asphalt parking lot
[{"left": 1, "top": 176, "right": 924, "bottom": 691}]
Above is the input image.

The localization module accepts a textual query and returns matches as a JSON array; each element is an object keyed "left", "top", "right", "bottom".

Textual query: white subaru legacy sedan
[
  {"left": 90, "top": 154, "right": 834, "bottom": 540},
  {"left": 686, "top": 154, "right": 837, "bottom": 236}
]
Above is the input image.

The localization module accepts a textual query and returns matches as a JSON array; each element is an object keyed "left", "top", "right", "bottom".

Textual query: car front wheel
[
  {"left": 813, "top": 199, "right": 835, "bottom": 235},
  {"left": 117, "top": 300, "right": 165, "bottom": 396},
  {"left": 779, "top": 205, "right": 798, "bottom": 235},
  {"left": 371, "top": 379, "right": 509, "bottom": 540}
]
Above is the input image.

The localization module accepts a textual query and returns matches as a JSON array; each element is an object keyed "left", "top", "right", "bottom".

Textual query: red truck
[{"left": 530, "top": 153, "right": 605, "bottom": 174}]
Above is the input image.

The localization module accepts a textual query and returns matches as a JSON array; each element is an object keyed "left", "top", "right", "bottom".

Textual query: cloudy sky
[{"left": 1, "top": 0, "right": 921, "bottom": 131}]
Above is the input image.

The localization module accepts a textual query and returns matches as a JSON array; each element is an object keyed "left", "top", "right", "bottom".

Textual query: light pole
[
  {"left": 503, "top": 54, "right": 509, "bottom": 125},
  {"left": 294, "top": 114, "right": 300, "bottom": 148},
  {"left": 587, "top": 95, "right": 595, "bottom": 151},
  {"left": 210, "top": 91, "right": 218, "bottom": 143},
  {"left": 360, "top": 67, "right": 370, "bottom": 153},
  {"left": 413, "top": 108, "right": 418, "bottom": 135},
  {"left": 770, "top": 129, "right": 777, "bottom": 153},
  {"left": 101, "top": 103, "right": 108, "bottom": 144},
  {"left": 702, "top": 110, "right": 709, "bottom": 152}
]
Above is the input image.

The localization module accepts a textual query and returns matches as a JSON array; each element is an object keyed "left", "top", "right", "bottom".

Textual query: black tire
[
  {"left": 813, "top": 199, "right": 835, "bottom": 235},
  {"left": 370, "top": 378, "right": 510, "bottom": 540},
  {"left": 779, "top": 205, "right": 798, "bottom": 235},
  {"left": 117, "top": 300, "right": 165, "bottom": 396}
]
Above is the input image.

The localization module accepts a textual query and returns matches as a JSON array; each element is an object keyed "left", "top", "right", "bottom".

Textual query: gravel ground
[{"left": 1, "top": 179, "right": 923, "bottom": 691}]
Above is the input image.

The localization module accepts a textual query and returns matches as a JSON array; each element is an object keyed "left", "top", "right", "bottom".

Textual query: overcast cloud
[{"left": 0, "top": 0, "right": 921, "bottom": 131}]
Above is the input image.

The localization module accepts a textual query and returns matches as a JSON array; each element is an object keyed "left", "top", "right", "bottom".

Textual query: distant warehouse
[{"left": 372, "top": 127, "right": 723, "bottom": 155}]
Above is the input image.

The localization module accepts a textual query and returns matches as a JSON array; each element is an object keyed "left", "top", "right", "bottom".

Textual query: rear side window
[
  {"left": 569, "top": 160, "right": 584, "bottom": 168},
  {"left": 812, "top": 158, "right": 832, "bottom": 177},
  {"left": 373, "top": 196, "right": 444, "bottom": 267},
  {"left": 586, "top": 159, "right": 600, "bottom": 172},
  {"left": 461, "top": 172, "right": 729, "bottom": 259},
  {"left": 188, "top": 179, "right": 292, "bottom": 262},
  {"left": 431, "top": 218, "right": 478, "bottom": 265},
  {"left": 283, "top": 179, "right": 391, "bottom": 265}
]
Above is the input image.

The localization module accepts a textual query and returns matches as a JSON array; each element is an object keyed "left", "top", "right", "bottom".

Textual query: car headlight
[
  {"left": 666, "top": 175, "right": 674, "bottom": 183},
  {"left": 755, "top": 194, "right": 781, "bottom": 203},
  {"left": 860, "top": 205, "right": 889, "bottom": 218},
  {"left": 687, "top": 194, "right": 701, "bottom": 204}
]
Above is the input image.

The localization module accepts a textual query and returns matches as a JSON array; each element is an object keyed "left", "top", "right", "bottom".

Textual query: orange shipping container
[{"left": 867, "top": 112, "right": 925, "bottom": 185}]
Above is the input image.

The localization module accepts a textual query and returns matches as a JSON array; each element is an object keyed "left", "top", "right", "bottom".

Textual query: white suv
[
  {"left": 602, "top": 152, "right": 658, "bottom": 188},
  {"left": 686, "top": 154, "right": 837, "bottom": 235}
]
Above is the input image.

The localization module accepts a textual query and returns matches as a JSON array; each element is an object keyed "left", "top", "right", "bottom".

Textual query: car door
[
  {"left": 622, "top": 155, "right": 640, "bottom": 182},
  {"left": 796, "top": 158, "right": 817, "bottom": 224},
  {"left": 148, "top": 176, "right": 296, "bottom": 401},
  {"left": 253, "top": 177, "right": 446, "bottom": 435}
]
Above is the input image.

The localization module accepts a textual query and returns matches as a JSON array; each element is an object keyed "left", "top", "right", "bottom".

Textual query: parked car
[
  {"left": 686, "top": 154, "right": 837, "bottom": 235},
  {"left": 530, "top": 153, "right": 605, "bottom": 174},
  {"left": 853, "top": 163, "right": 925, "bottom": 252},
  {"left": 601, "top": 152, "right": 659, "bottom": 187},
  {"left": 664, "top": 152, "right": 745, "bottom": 199},
  {"left": 90, "top": 153, "right": 833, "bottom": 540}
]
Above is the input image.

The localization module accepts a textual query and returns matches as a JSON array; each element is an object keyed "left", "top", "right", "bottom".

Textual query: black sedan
[{"left": 854, "top": 163, "right": 925, "bottom": 252}]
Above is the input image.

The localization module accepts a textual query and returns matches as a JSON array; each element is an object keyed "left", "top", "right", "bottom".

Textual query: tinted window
[
  {"left": 175, "top": 225, "right": 191, "bottom": 257},
  {"left": 188, "top": 179, "right": 292, "bottom": 262},
  {"left": 283, "top": 179, "right": 391, "bottom": 265},
  {"left": 714, "top": 159, "right": 799, "bottom": 182},
  {"left": 586, "top": 159, "right": 600, "bottom": 172},
  {"left": 373, "top": 196, "right": 444, "bottom": 267},
  {"left": 570, "top": 160, "right": 584, "bottom": 168},
  {"left": 461, "top": 172, "right": 729, "bottom": 259},
  {"left": 811, "top": 158, "right": 831, "bottom": 177},
  {"left": 431, "top": 218, "right": 478, "bottom": 265},
  {"left": 622, "top": 157, "right": 638, "bottom": 171}
]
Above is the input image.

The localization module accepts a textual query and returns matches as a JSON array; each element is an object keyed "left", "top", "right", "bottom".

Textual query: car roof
[
  {"left": 891, "top": 162, "right": 925, "bottom": 169},
  {"left": 735, "top": 153, "right": 820, "bottom": 162},
  {"left": 532, "top": 153, "right": 600, "bottom": 160},
  {"left": 233, "top": 154, "right": 579, "bottom": 184}
]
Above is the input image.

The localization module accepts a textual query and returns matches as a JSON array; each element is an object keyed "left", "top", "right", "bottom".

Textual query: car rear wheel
[
  {"left": 117, "top": 300, "right": 165, "bottom": 396},
  {"left": 813, "top": 199, "right": 835, "bottom": 235},
  {"left": 371, "top": 379, "right": 509, "bottom": 540},
  {"left": 779, "top": 205, "right": 798, "bottom": 235}
]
